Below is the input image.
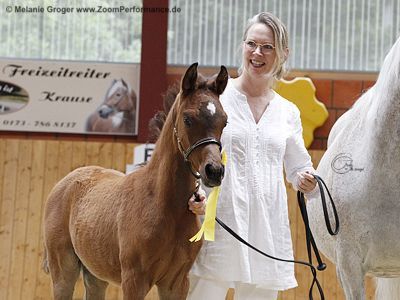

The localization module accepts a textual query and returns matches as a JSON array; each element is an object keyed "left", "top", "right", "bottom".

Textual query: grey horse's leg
[
  {"left": 82, "top": 266, "right": 109, "bottom": 300},
  {"left": 336, "top": 243, "right": 366, "bottom": 300}
]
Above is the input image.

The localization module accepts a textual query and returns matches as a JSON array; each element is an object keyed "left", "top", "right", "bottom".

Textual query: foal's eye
[{"left": 183, "top": 115, "right": 192, "bottom": 127}]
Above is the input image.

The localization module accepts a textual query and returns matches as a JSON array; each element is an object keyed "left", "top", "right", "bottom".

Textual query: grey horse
[{"left": 307, "top": 36, "right": 400, "bottom": 300}]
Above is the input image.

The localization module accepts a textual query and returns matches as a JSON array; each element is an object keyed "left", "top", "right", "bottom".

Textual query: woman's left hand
[{"left": 297, "top": 171, "right": 317, "bottom": 193}]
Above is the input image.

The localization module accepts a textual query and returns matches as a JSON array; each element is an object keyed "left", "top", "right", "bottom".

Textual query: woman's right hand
[{"left": 188, "top": 189, "right": 207, "bottom": 215}]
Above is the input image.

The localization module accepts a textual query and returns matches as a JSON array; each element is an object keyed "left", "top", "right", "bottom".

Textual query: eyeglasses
[{"left": 244, "top": 40, "right": 275, "bottom": 54}]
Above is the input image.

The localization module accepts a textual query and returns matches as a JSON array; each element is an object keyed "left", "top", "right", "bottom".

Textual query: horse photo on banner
[{"left": 86, "top": 78, "right": 137, "bottom": 134}]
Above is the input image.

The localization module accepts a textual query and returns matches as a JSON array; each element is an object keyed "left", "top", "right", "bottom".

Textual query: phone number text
[{"left": 1, "top": 119, "right": 77, "bottom": 128}]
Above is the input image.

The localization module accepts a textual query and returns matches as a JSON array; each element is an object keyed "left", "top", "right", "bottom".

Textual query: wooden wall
[{"left": 0, "top": 139, "right": 375, "bottom": 299}]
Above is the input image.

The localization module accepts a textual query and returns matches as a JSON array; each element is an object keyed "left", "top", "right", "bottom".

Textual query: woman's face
[{"left": 242, "top": 23, "right": 277, "bottom": 78}]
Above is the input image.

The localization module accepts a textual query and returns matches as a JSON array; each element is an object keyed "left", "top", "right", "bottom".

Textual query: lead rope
[
  {"left": 194, "top": 174, "right": 339, "bottom": 300},
  {"left": 296, "top": 174, "right": 339, "bottom": 299}
]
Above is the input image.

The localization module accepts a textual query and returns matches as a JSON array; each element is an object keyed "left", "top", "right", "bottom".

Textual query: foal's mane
[
  {"left": 148, "top": 74, "right": 211, "bottom": 143},
  {"left": 148, "top": 83, "right": 179, "bottom": 143}
]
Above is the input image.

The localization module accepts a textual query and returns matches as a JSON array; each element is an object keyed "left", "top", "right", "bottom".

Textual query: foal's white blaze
[{"left": 207, "top": 102, "right": 216, "bottom": 116}]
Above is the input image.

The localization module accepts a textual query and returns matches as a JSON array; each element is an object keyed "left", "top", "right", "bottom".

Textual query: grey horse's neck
[
  {"left": 369, "top": 72, "right": 400, "bottom": 171},
  {"left": 373, "top": 37, "right": 400, "bottom": 137}
]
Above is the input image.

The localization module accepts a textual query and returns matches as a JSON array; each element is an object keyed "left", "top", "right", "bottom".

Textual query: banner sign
[
  {"left": 0, "top": 58, "right": 140, "bottom": 135},
  {"left": 126, "top": 143, "right": 155, "bottom": 174}
]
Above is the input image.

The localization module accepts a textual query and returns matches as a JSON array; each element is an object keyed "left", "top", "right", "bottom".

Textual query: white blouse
[{"left": 190, "top": 79, "right": 314, "bottom": 290}]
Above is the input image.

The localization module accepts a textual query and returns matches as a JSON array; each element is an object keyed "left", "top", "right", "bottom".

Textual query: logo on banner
[{"left": 0, "top": 80, "right": 29, "bottom": 114}]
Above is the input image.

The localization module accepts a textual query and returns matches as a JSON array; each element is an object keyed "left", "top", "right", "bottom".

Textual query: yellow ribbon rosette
[{"left": 190, "top": 150, "right": 227, "bottom": 242}]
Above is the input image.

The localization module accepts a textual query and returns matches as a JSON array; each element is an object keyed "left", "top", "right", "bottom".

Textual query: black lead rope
[
  {"left": 312, "top": 174, "right": 340, "bottom": 236},
  {"left": 295, "top": 174, "right": 339, "bottom": 299},
  {"left": 194, "top": 174, "right": 339, "bottom": 300},
  {"left": 215, "top": 217, "right": 325, "bottom": 299},
  {"left": 297, "top": 174, "right": 339, "bottom": 275}
]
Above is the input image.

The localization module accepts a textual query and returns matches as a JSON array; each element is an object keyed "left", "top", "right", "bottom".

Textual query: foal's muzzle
[
  {"left": 173, "top": 126, "right": 223, "bottom": 180},
  {"left": 204, "top": 163, "right": 225, "bottom": 187}
]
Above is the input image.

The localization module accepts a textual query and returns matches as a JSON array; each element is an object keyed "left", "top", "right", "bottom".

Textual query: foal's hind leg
[
  {"left": 46, "top": 246, "right": 81, "bottom": 300},
  {"left": 82, "top": 266, "right": 108, "bottom": 300}
]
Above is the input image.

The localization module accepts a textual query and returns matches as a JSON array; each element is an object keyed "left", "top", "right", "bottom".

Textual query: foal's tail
[
  {"left": 376, "top": 277, "right": 400, "bottom": 300},
  {"left": 42, "top": 246, "right": 50, "bottom": 274}
]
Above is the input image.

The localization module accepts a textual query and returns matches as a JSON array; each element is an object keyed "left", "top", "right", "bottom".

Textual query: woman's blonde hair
[{"left": 239, "top": 12, "right": 289, "bottom": 80}]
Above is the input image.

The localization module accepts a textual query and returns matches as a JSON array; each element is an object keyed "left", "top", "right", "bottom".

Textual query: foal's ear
[
  {"left": 212, "top": 66, "right": 228, "bottom": 96},
  {"left": 181, "top": 62, "right": 198, "bottom": 95}
]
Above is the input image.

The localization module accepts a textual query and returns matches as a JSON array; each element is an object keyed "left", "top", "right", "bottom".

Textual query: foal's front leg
[
  {"left": 157, "top": 266, "right": 192, "bottom": 300},
  {"left": 157, "top": 277, "right": 190, "bottom": 300},
  {"left": 120, "top": 256, "right": 151, "bottom": 300}
]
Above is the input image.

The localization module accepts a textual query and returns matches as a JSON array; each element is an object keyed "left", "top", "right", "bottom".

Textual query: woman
[{"left": 188, "top": 12, "right": 317, "bottom": 300}]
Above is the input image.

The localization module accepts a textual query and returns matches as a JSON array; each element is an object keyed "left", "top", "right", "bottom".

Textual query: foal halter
[{"left": 173, "top": 126, "right": 222, "bottom": 179}]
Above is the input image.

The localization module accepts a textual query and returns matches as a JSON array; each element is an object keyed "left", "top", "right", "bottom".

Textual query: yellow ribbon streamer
[{"left": 190, "top": 150, "right": 227, "bottom": 242}]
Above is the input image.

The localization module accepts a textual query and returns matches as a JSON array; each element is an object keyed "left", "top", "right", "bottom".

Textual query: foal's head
[
  {"left": 98, "top": 79, "right": 136, "bottom": 118},
  {"left": 173, "top": 63, "right": 228, "bottom": 187}
]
